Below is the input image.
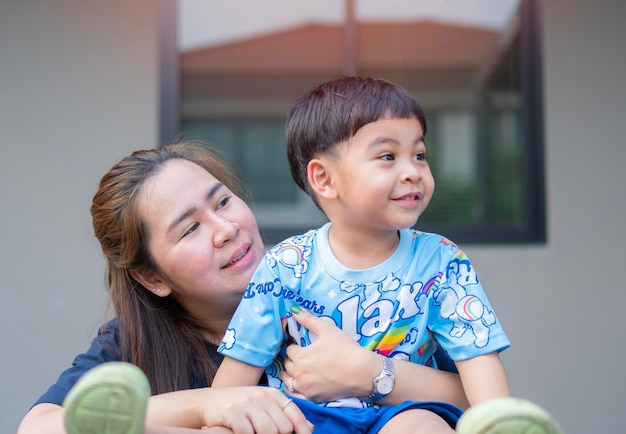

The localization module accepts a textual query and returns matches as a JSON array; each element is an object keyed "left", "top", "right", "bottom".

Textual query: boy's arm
[
  {"left": 455, "top": 351, "right": 510, "bottom": 406},
  {"left": 212, "top": 356, "right": 265, "bottom": 388}
]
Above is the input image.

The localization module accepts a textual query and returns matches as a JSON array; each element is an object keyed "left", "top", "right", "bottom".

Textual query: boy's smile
[{"left": 320, "top": 115, "right": 435, "bottom": 236}]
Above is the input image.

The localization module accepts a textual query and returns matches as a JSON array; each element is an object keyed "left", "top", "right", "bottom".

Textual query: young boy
[{"left": 213, "top": 76, "right": 560, "bottom": 433}]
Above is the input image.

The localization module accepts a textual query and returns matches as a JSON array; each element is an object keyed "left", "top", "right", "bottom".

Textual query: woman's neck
[{"left": 181, "top": 299, "right": 237, "bottom": 344}]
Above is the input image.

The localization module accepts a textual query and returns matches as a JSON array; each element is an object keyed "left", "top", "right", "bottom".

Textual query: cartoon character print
[
  {"left": 267, "top": 233, "right": 313, "bottom": 278},
  {"left": 336, "top": 273, "right": 401, "bottom": 342},
  {"left": 335, "top": 272, "right": 432, "bottom": 362},
  {"left": 433, "top": 253, "right": 496, "bottom": 348},
  {"left": 219, "top": 327, "right": 236, "bottom": 353}
]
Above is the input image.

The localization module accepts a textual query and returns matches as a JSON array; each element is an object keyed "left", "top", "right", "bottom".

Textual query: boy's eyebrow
[
  {"left": 369, "top": 134, "right": 425, "bottom": 147},
  {"left": 167, "top": 182, "right": 225, "bottom": 233}
]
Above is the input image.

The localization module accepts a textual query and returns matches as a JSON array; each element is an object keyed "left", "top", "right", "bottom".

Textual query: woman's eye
[
  {"left": 379, "top": 153, "right": 394, "bottom": 161},
  {"left": 216, "top": 195, "right": 231, "bottom": 210},
  {"left": 182, "top": 223, "right": 199, "bottom": 238}
]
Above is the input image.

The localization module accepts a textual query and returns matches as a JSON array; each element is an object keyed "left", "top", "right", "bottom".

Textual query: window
[{"left": 160, "top": 0, "right": 545, "bottom": 244}]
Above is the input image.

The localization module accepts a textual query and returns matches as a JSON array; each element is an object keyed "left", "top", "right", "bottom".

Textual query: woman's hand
[
  {"left": 281, "top": 308, "right": 470, "bottom": 409},
  {"left": 202, "top": 387, "right": 312, "bottom": 434},
  {"left": 281, "top": 308, "right": 379, "bottom": 402},
  {"left": 148, "top": 386, "right": 313, "bottom": 434}
]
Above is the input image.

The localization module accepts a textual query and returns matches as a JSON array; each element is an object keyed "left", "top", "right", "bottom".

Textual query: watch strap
[{"left": 366, "top": 355, "right": 395, "bottom": 402}]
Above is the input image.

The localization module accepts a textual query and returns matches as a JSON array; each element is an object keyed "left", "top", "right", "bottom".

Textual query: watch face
[{"left": 376, "top": 376, "right": 395, "bottom": 395}]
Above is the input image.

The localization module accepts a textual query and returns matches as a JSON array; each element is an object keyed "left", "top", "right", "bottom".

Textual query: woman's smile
[{"left": 221, "top": 242, "right": 256, "bottom": 270}]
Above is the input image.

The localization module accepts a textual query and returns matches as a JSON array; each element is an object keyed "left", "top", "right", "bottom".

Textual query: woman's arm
[
  {"left": 282, "top": 309, "right": 470, "bottom": 410},
  {"left": 18, "top": 404, "right": 217, "bottom": 434},
  {"left": 18, "top": 404, "right": 65, "bottom": 434},
  {"left": 390, "top": 357, "right": 469, "bottom": 408},
  {"left": 19, "top": 387, "right": 313, "bottom": 434},
  {"left": 146, "top": 386, "right": 312, "bottom": 433}
]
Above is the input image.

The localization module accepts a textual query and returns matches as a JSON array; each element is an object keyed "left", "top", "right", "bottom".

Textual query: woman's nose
[{"left": 213, "top": 219, "right": 239, "bottom": 247}]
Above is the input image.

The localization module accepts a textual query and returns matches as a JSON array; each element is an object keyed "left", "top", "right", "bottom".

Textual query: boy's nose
[{"left": 402, "top": 161, "right": 421, "bottom": 183}]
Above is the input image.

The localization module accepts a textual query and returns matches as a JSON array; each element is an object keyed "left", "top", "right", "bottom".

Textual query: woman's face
[{"left": 136, "top": 159, "right": 265, "bottom": 320}]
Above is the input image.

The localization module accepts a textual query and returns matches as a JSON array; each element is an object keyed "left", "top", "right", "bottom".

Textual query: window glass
[{"left": 173, "top": 0, "right": 544, "bottom": 244}]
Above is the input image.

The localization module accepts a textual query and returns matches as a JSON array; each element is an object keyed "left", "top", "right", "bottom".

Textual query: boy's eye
[
  {"left": 379, "top": 153, "right": 394, "bottom": 161},
  {"left": 415, "top": 152, "right": 427, "bottom": 161}
]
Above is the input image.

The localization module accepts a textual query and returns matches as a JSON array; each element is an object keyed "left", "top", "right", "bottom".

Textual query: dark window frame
[{"left": 158, "top": 0, "right": 546, "bottom": 245}]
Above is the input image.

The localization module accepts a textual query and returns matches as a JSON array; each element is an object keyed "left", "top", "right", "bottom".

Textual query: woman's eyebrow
[
  {"left": 205, "top": 182, "right": 225, "bottom": 201},
  {"left": 167, "top": 182, "right": 224, "bottom": 233}
]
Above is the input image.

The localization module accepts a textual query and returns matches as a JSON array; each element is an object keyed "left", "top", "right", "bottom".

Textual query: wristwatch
[{"left": 365, "top": 355, "right": 395, "bottom": 402}]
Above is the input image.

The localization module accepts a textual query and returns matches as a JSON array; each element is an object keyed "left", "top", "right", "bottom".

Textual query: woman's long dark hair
[{"left": 91, "top": 142, "right": 249, "bottom": 394}]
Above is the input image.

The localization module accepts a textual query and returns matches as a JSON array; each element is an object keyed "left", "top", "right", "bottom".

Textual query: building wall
[
  {"left": 0, "top": 1, "right": 159, "bottom": 432},
  {"left": 2, "top": 1, "right": 624, "bottom": 433},
  {"left": 466, "top": 1, "right": 626, "bottom": 432}
]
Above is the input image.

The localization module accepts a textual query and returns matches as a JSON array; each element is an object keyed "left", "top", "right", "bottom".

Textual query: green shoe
[
  {"left": 456, "top": 397, "right": 563, "bottom": 434},
  {"left": 63, "top": 362, "right": 150, "bottom": 434}
]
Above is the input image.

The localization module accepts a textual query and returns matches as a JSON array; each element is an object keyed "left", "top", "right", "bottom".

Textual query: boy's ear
[
  {"left": 129, "top": 269, "right": 172, "bottom": 298},
  {"left": 307, "top": 158, "right": 337, "bottom": 199}
]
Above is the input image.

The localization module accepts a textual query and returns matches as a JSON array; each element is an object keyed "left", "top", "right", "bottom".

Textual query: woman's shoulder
[{"left": 31, "top": 318, "right": 122, "bottom": 407}]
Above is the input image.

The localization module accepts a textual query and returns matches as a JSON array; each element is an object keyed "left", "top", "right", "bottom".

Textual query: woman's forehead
[
  {"left": 138, "top": 160, "right": 220, "bottom": 224},
  {"left": 153, "top": 159, "right": 218, "bottom": 190}
]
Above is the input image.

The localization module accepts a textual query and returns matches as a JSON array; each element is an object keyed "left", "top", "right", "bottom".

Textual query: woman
[{"left": 18, "top": 142, "right": 468, "bottom": 434}]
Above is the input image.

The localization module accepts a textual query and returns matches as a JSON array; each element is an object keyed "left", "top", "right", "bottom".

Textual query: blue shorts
[{"left": 290, "top": 396, "right": 462, "bottom": 433}]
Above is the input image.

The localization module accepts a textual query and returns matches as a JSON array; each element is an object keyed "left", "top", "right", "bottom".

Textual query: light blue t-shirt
[{"left": 220, "top": 223, "right": 510, "bottom": 406}]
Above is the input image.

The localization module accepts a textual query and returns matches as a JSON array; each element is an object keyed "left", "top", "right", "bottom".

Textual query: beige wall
[
  {"left": 2, "top": 1, "right": 625, "bottom": 433},
  {"left": 0, "top": 1, "right": 159, "bottom": 431},
  {"left": 465, "top": 1, "right": 626, "bottom": 432}
]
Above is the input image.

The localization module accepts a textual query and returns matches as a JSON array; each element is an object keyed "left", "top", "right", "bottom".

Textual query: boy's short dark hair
[{"left": 286, "top": 76, "right": 427, "bottom": 195}]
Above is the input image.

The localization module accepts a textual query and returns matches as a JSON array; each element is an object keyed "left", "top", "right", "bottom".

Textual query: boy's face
[{"left": 324, "top": 116, "right": 434, "bottom": 232}]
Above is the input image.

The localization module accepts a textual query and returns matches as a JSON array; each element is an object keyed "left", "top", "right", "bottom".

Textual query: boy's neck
[{"left": 327, "top": 224, "right": 400, "bottom": 270}]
